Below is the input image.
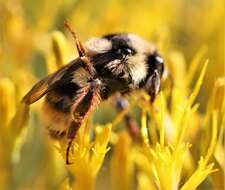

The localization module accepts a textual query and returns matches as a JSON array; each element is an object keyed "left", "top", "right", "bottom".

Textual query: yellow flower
[
  {"left": 135, "top": 61, "right": 222, "bottom": 190},
  {"left": 0, "top": 78, "right": 16, "bottom": 127},
  {"left": 58, "top": 123, "right": 111, "bottom": 190},
  {"left": 111, "top": 132, "right": 134, "bottom": 190}
]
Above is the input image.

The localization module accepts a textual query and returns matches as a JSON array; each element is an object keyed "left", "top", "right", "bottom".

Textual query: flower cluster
[{"left": 0, "top": 0, "right": 224, "bottom": 189}]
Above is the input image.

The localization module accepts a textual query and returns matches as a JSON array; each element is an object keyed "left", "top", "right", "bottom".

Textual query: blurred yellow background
[{"left": 0, "top": 0, "right": 224, "bottom": 190}]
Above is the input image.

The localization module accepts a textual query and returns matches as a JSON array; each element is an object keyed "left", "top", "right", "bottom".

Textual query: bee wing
[
  {"left": 22, "top": 59, "right": 80, "bottom": 105},
  {"left": 22, "top": 75, "right": 51, "bottom": 104}
]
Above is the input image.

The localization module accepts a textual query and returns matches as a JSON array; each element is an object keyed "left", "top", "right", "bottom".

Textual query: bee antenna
[{"left": 64, "top": 20, "right": 86, "bottom": 57}]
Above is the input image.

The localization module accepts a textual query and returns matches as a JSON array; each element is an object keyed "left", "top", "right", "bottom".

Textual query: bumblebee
[{"left": 22, "top": 22, "right": 164, "bottom": 164}]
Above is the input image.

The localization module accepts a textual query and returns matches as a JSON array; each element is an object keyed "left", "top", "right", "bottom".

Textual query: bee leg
[
  {"left": 64, "top": 21, "right": 97, "bottom": 77},
  {"left": 66, "top": 140, "right": 73, "bottom": 164},
  {"left": 66, "top": 120, "right": 81, "bottom": 164},
  {"left": 66, "top": 79, "right": 102, "bottom": 164},
  {"left": 115, "top": 96, "right": 141, "bottom": 141},
  {"left": 64, "top": 21, "right": 86, "bottom": 57}
]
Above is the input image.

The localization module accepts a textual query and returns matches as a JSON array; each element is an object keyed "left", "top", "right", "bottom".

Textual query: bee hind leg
[
  {"left": 66, "top": 79, "right": 102, "bottom": 164},
  {"left": 66, "top": 120, "right": 81, "bottom": 164}
]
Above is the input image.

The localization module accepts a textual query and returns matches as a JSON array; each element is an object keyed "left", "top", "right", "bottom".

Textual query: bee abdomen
[
  {"left": 42, "top": 99, "right": 72, "bottom": 139},
  {"left": 45, "top": 94, "right": 72, "bottom": 113},
  {"left": 46, "top": 80, "right": 80, "bottom": 110},
  {"left": 42, "top": 81, "right": 80, "bottom": 139}
]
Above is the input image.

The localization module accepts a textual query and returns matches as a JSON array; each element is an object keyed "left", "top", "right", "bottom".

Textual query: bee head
[{"left": 85, "top": 33, "right": 164, "bottom": 101}]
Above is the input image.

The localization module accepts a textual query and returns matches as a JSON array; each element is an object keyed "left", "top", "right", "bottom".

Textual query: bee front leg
[
  {"left": 66, "top": 79, "right": 102, "bottom": 164},
  {"left": 115, "top": 96, "right": 141, "bottom": 142}
]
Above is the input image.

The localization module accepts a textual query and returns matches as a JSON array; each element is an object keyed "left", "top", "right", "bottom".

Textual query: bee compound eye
[
  {"left": 156, "top": 56, "right": 163, "bottom": 63},
  {"left": 147, "top": 53, "right": 164, "bottom": 77}
]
